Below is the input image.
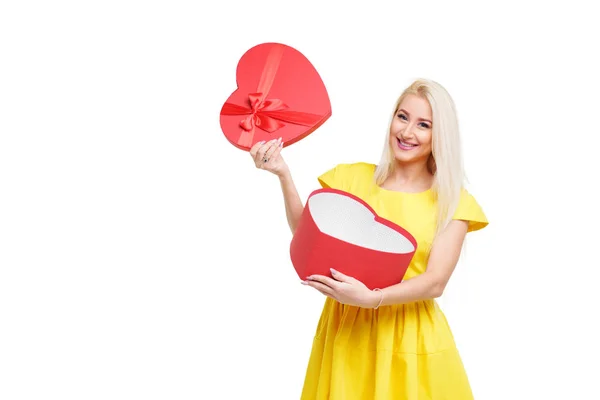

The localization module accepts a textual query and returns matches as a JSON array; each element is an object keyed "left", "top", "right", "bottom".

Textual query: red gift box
[
  {"left": 290, "top": 188, "right": 418, "bottom": 290},
  {"left": 220, "top": 42, "right": 332, "bottom": 150}
]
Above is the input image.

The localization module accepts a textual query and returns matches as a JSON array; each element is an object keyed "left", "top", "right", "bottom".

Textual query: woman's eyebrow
[{"left": 398, "top": 108, "right": 432, "bottom": 124}]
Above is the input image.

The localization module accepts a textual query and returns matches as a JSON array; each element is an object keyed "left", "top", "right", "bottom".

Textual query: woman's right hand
[{"left": 249, "top": 137, "right": 288, "bottom": 177}]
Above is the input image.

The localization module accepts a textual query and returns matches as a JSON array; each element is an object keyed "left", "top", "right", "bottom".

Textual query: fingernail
[
  {"left": 330, "top": 268, "right": 337, "bottom": 274},
  {"left": 279, "top": 141, "right": 283, "bottom": 148},
  {"left": 301, "top": 280, "right": 308, "bottom": 285}
]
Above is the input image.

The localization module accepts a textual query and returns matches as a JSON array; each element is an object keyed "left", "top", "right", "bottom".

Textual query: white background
[{"left": 1, "top": 1, "right": 599, "bottom": 399}]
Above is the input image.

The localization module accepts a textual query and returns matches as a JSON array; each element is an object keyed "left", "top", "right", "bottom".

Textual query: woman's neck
[{"left": 386, "top": 161, "right": 433, "bottom": 192}]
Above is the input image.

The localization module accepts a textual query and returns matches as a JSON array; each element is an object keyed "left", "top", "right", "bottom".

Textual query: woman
[{"left": 250, "top": 78, "right": 488, "bottom": 399}]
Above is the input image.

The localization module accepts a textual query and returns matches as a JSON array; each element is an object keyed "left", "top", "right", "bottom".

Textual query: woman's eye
[
  {"left": 419, "top": 123, "right": 430, "bottom": 128},
  {"left": 397, "top": 113, "right": 407, "bottom": 120}
]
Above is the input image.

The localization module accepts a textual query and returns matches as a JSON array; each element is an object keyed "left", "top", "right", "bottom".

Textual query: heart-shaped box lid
[{"left": 220, "top": 42, "right": 332, "bottom": 151}]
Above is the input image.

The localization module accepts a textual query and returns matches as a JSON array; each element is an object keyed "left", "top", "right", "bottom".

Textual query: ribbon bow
[{"left": 222, "top": 92, "right": 291, "bottom": 138}]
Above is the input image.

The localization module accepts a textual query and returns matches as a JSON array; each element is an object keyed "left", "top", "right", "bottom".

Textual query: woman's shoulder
[
  {"left": 330, "top": 161, "right": 377, "bottom": 174},
  {"left": 317, "top": 161, "right": 377, "bottom": 190},
  {"left": 453, "top": 187, "right": 489, "bottom": 232}
]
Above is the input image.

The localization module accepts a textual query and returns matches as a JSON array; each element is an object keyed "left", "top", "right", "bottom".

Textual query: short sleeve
[
  {"left": 452, "top": 189, "right": 489, "bottom": 232},
  {"left": 317, "top": 163, "right": 349, "bottom": 190}
]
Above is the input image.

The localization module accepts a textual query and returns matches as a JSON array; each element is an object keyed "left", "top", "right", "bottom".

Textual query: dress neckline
[{"left": 375, "top": 183, "right": 433, "bottom": 195}]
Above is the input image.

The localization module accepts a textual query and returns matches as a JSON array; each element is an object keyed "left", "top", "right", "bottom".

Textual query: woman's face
[{"left": 388, "top": 94, "right": 433, "bottom": 165}]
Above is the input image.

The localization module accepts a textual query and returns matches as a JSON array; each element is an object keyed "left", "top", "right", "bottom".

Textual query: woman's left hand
[{"left": 302, "top": 268, "right": 380, "bottom": 308}]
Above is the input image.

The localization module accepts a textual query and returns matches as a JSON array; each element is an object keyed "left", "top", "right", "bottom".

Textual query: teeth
[{"left": 399, "top": 139, "right": 416, "bottom": 147}]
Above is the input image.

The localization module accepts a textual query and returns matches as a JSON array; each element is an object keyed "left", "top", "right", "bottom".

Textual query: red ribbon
[{"left": 220, "top": 44, "right": 324, "bottom": 147}]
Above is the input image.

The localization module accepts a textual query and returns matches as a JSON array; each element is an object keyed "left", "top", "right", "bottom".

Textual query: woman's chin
[
  {"left": 393, "top": 150, "right": 420, "bottom": 162},
  {"left": 392, "top": 150, "right": 430, "bottom": 165}
]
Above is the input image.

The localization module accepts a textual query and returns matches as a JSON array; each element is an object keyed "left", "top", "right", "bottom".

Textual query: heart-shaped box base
[
  {"left": 220, "top": 42, "right": 332, "bottom": 151},
  {"left": 290, "top": 188, "right": 418, "bottom": 290}
]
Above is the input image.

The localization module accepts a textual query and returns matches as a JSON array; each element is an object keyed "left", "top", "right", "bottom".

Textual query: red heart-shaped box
[
  {"left": 220, "top": 42, "right": 332, "bottom": 150},
  {"left": 290, "top": 188, "right": 418, "bottom": 290}
]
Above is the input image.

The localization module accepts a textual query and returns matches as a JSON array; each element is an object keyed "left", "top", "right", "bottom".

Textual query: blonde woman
[{"left": 250, "top": 78, "right": 488, "bottom": 399}]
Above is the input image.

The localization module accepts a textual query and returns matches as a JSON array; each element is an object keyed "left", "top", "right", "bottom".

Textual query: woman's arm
[
  {"left": 373, "top": 219, "right": 469, "bottom": 307},
  {"left": 249, "top": 138, "right": 304, "bottom": 234},
  {"left": 278, "top": 169, "right": 305, "bottom": 234}
]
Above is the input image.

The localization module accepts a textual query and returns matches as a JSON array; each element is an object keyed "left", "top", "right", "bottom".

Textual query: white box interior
[{"left": 308, "top": 192, "right": 415, "bottom": 254}]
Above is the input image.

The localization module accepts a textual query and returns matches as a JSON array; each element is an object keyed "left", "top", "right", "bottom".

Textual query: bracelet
[{"left": 372, "top": 288, "right": 384, "bottom": 309}]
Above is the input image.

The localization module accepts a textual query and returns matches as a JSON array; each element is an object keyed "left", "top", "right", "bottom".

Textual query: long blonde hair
[{"left": 374, "top": 78, "right": 465, "bottom": 238}]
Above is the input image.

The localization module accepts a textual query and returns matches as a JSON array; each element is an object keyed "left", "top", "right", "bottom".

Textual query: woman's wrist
[
  {"left": 277, "top": 166, "right": 291, "bottom": 181},
  {"left": 367, "top": 288, "right": 385, "bottom": 309}
]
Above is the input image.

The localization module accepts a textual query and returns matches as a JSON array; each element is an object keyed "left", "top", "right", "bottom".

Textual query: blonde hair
[{"left": 374, "top": 78, "right": 465, "bottom": 238}]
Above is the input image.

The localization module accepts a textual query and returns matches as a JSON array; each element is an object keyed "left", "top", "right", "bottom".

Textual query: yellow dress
[{"left": 300, "top": 162, "right": 488, "bottom": 400}]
